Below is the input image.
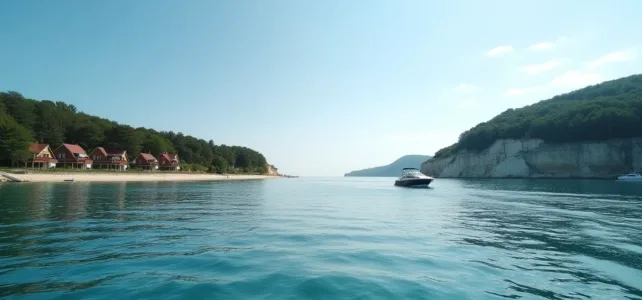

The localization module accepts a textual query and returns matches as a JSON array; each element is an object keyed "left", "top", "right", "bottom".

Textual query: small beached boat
[{"left": 616, "top": 172, "right": 642, "bottom": 181}]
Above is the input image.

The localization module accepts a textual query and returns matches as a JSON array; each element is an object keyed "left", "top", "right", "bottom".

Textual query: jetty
[
  {"left": 280, "top": 174, "right": 299, "bottom": 178},
  {"left": 0, "top": 172, "right": 27, "bottom": 182}
]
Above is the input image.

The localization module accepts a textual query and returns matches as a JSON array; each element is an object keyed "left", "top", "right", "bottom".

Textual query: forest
[
  {"left": 435, "top": 73, "right": 642, "bottom": 158},
  {"left": 0, "top": 91, "right": 268, "bottom": 173}
]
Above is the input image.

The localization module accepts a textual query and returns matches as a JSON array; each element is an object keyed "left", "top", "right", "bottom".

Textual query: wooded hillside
[
  {"left": 435, "top": 74, "right": 642, "bottom": 158},
  {"left": 0, "top": 91, "right": 267, "bottom": 173}
]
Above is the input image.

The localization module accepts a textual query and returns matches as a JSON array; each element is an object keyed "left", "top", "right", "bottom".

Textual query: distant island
[
  {"left": 422, "top": 73, "right": 642, "bottom": 179},
  {"left": 0, "top": 91, "right": 271, "bottom": 175},
  {"left": 344, "top": 155, "right": 432, "bottom": 177}
]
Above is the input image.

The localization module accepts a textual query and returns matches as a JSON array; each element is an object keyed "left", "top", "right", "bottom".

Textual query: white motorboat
[
  {"left": 394, "top": 168, "right": 434, "bottom": 187},
  {"left": 616, "top": 172, "right": 642, "bottom": 181}
]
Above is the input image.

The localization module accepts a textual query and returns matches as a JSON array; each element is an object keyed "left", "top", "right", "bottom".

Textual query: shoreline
[{"left": 4, "top": 172, "right": 277, "bottom": 183}]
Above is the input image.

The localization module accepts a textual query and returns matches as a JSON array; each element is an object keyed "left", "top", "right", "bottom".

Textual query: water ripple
[{"left": 0, "top": 179, "right": 641, "bottom": 299}]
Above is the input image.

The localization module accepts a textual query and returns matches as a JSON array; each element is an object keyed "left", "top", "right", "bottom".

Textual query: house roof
[
  {"left": 139, "top": 153, "right": 157, "bottom": 161},
  {"left": 29, "top": 143, "right": 49, "bottom": 154},
  {"left": 105, "top": 148, "right": 126, "bottom": 156},
  {"left": 91, "top": 147, "right": 108, "bottom": 156},
  {"left": 159, "top": 153, "right": 171, "bottom": 162},
  {"left": 61, "top": 143, "right": 87, "bottom": 155},
  {"left": 160, "top": 152, "right": 179, "bottom": 162}
]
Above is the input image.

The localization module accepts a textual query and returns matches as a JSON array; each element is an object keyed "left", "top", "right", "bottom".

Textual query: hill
[
  {"left": 0, "top": 91, "right": 268, "bottom": 173},
  {"left": 434, "top": 73, "right": 642, "bottom": 158},
  {"left": 344, "top": 155, "right": 432, "bottom": 177}
]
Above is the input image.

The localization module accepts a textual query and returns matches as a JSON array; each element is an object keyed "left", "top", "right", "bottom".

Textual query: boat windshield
[{"left": 401, "top": 168, "right": 422, "bottom": 176}]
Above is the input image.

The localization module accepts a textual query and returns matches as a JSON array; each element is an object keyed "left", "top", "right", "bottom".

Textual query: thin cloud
[
  {"left": 503, "top": 87, "right": 539, "bottom": 97},
  {"left": 520, "top": 60, "right": 561, "bottom": 74},
  {"left": 504, "top": 71, "right": 603, "bottom": 97},
  {"left": 587, "top": 49, "right": 636, "bottom": 69},
  {"left": 456, "top": 99, "right": 476, "bottom": 109},
  {"left": 549, "top": 71, "right": 602, "bottom": 89},
  {"left": 487, "top": 46, "right": 513, "bottom": 57},
  {"left": 456, "top": 83, "right": 475, "bottom": 92},
  {"left": 528, "top": 42, "right": 554, "bottom": 51},
  {"left": 526, "top": 36, "right": 568, "bottom": 51}
]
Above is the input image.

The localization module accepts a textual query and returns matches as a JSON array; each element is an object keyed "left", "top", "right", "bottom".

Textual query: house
[
  {"left": 131, "top": 153, "right": 159, "bottom": 170},
  {"left": 158, "top": 152, "right": 180, "bottom": 171},
  {"left": 53, "top": 143, "right": 93, "bottom": 169},
  {"left": 27, "top": 143, "right": 58, "bottom": 168},
  {"left": 89, "top": 147, "right": 129, "bottom": 171}
]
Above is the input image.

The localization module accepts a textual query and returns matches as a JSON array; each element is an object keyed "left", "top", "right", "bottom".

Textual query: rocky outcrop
[
  {"left": 266, "top": 164, "right": 280, "bottom": 176},
  {"left": 421, "top": 138, "right": 642, "bottom": 179}
]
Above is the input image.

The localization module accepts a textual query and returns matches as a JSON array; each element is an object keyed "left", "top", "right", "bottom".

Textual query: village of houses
[{"left": 27, "top": 143, "right": 181, "bottom": 171}]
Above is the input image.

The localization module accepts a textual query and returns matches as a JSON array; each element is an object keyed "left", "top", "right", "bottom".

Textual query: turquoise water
[{"left": 1, "top": 177, "right": 642, "bottom": 299}]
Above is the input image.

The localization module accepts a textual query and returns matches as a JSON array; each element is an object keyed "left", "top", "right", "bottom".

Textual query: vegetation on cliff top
[
  {"left": 0, "top": 91, "right": 268, "bottom": 173},
  {"left": 435, "top": 74, "right": 642, "bottom": 158}
]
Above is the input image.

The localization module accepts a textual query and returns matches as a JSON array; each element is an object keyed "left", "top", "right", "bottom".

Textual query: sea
[{"left": 1, "top": 177, "right": 641, "bottom": 300}]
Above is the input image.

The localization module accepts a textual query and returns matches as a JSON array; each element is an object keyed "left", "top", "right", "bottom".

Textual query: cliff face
[
  {"left": 266, "top": 164, "right": 280, "bottom": 176},
  {"left": 421, "top": 138, "right": 642, "bottom": 178}
]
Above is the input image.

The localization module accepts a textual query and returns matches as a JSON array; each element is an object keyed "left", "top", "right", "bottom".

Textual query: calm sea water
[{"left": 1, "top": 177, "right": 642, "bottom": 299}]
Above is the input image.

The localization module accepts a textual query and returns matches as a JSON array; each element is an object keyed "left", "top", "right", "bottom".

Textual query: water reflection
[
  {"left": 24, "top": 183, "right": 53, "bottom": 221},
  {"left": 1, "top": 179, "right": 641, "bottom": 299},
  {"left": 450, "top": 180, "right": 642, "bottom": 299},
  {"left": 0, "top": 180, "right": 268, "bottom": 298},
  {"left": 460, "top": 178, "right": 642, "bottom": 197}
]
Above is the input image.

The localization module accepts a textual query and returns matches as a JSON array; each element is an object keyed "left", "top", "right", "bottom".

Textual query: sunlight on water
[{"left": 1, "top": 178, "right": 641, "bottom": 299}]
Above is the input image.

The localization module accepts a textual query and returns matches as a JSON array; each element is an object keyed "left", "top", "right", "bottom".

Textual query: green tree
[
  {"left": 199, "top": 140, "right": 213, "bottom": 165},
  {"left": 34, "top": 100, "right": 65, "bottom": 145},
  {"left": 1, "top": 91, "right": 36, "bottom": 135},
  {"left": 67, "top": 120, "right": 105, "bottom": 150},
  {"left": 214, "top": 145, "right": 236, "bottom": 167},
  {"left": 0, "top": 113, "right": 33, "bottom": 166},
  {"left": 434, "top": 73, "right": 642, "bottom": 157},
  {"left": 142, "top": 133, "right": 175, "bottom": 156},
  {"left": 106, "top": 125, "right": 143, "bottom": 157},
  {"left": 0, "top": 89, "right": 271, "bottom": 171},
  {"left": 0, "top": 94, "right": 6, "bottom": 114},
  {"left": 210, "top": 155, "right": 229, "bottom": 173}
]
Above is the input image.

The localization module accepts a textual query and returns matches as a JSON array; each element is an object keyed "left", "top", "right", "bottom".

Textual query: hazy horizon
[{"left": 2, "top": 1, "right": 641, "bottom": 176}]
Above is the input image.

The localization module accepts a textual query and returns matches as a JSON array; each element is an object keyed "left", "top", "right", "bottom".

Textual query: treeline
[
  {"left": 435, "top": 74, "right": 642, "bottom": 158},
  {"left": 0, "top": 91, "right": 268, "bottom": 173}
]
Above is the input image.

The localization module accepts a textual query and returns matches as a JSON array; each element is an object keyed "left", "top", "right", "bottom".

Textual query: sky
[{"left": 1, "top": 0, "right": 641, "bottom": 176}]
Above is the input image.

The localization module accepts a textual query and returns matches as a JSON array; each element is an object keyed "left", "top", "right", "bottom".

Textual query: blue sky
[{"left": 1, "top": 0, "right": 641, "bottom": 176}]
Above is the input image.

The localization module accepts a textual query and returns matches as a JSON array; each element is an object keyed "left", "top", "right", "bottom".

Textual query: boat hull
[
  {"left": 617, "top": 177, "right": 642, "bottom": 181},
  {"left": 394, "top": 178, "right": 433, "bottom": 187}
]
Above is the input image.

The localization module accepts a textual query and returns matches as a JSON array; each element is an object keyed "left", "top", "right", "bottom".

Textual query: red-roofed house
[
  {"left": 131, "top": 153, "right": 159, "bottom": 170},
  {"left": 53, "top": 143, "right": 93, "bottom": 169},
  {"left": 89, "top": 147, "right": 129, "bottom": 171},
  {"left": 158, "top": 152, "right": 180, "bottom": 171},
  {"left": 27, "top": 143, "right": 58, "bottom": 168}
]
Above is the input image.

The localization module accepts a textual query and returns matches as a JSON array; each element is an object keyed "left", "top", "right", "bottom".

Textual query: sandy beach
[{"left": 11, "top": 172, "right": 276, "bottom": 183}]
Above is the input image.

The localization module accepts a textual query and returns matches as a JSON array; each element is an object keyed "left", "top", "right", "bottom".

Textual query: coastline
[{"left": 7, "top": 172, "right": 277, "bottom": 183}]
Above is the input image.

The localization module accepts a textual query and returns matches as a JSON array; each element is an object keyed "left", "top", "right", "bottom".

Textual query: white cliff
[{"left": 421, "top": 138, "right": 642, "bottom": 178}]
